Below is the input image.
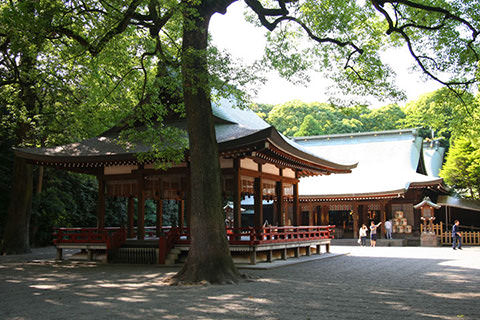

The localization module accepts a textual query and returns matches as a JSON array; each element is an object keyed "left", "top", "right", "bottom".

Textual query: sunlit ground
[{"left": 0, "top": 246, "right": 479, "bottom": 320}]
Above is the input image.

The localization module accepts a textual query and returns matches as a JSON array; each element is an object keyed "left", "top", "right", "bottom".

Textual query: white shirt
[
  {"left": 385, "top": 220, "right": 392, "bottom": 230},
  {"left": 359, "top": 227, "right": 368, "bottom": 237}
]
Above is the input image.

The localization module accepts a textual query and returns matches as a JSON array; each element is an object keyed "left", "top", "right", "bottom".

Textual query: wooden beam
[
  {"left": 353, "top": 202, "right": 359, "bottom": 238},
  {"left": 137, "top": 175, "right": 145, "bottom": 240},
  {"left": 292, "top": 171, "right": 300, "bottom": 226},
  {"left": 233, "top": 158, "right": 242, "bottom": 229},
  {"left": 238, "top": 168, "right": 299, "bottom": 184},
  {"left": 156, "top": 200, "right": 163, "bottom": 237},
  {"left": 380, "top": 201, "right": 387, "bottom": 239},
  {"left": 254, "top": 176, "right": 263, "bottom": 229},
  {"left": 96, "top": 177, "right": 106, "bottom": 230},
  {"left": 275, "top": 180, "right": 284, "bottom": 226},
  {"left": 127, "top": 197, "right": 135, "bottom": 238},
  {"left": 178, "top": 200, "right": 185, "bottom": 228}
]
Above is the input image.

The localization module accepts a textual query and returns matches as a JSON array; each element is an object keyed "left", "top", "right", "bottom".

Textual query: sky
[{"left": 209, "top": 2, "right": 442, "bottom": 107}]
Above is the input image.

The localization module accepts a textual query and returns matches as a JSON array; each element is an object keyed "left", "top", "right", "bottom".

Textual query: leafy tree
[
  {"left": 295, "top": 114, "right": 321, "bottom": 137},
  {"left": 0, "top": 0, "right": 145, "bottom": 253},
  {"left": 441, "top": 136, "right": 480, "bottom": 199},
  {"left": 2, "top": 0, "right": 479, "bottom": 285},
  {"left": 401, "top": 88, "right": 475, "bottom": 141},
  {"left": 360, "top": 104, "right": 405, "bottom": 132}
]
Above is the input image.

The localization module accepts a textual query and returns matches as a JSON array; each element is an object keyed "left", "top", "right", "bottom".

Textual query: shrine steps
[{"left": 110, "top": 247, "right": 158, "bottom": 264}]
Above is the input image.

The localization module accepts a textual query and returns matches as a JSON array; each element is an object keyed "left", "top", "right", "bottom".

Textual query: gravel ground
[{"left": 1, "top": 245, "right": 479, "bottom": 320}]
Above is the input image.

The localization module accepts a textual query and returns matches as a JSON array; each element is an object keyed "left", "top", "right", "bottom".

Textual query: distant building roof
[
  {"left": 15, "top": 99, "right": 356, "bottom": 176},
  {"left": 437, "top": 195, "right": 480, "bottom": 212},
  {"left": 293, "top": 128, "right": 444, "bottom": 200}
]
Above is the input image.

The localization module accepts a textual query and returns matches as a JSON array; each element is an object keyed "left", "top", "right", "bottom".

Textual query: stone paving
[{"left": 1, "top": 245, "right": 479, "bottom": 320}]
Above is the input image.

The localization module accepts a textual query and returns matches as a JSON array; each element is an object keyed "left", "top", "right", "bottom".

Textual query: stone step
[{"left": 111, "top": 247, "right": 158, "bottom": 264}]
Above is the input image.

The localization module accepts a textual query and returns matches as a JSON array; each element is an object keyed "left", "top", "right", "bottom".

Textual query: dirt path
[{"left": 1, "top": 246, "right": 479, "bottom": 319}]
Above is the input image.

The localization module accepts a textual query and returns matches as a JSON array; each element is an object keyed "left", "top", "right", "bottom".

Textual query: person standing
[
  {"left": 385, "top": 219, "right": 393, "bottom": 239},
  {"left": 359, "top": 224, "right": 368, "bottom": 246},
  {"left": 370, "top": 221, "right": 382, "bottom": 247},
  {"left": 452, "top": 220, "right": 462, "bottom": 250}
]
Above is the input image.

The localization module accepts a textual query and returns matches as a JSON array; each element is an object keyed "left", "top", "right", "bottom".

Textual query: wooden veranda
[{"left": 53, "top": 225, "right": 335, "bottom": 265}]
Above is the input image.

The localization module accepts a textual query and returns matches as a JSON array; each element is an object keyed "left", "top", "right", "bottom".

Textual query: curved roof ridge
[{"left": 292, "top": 128, "right": 420, "bottom": 141}]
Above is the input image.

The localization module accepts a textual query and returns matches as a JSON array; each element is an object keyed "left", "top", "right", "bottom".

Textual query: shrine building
[
  {"left": 14, "top": 100, "right": 356, "bottom": 264},
  {"left": 293, "top": 129, "right": 449, "bottom": 240}
]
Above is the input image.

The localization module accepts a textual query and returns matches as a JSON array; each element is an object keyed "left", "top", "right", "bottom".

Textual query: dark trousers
[
  {"left": 361, "top": 236, "right": 367, "bottom": 246},
  {"left": 452, "top": 235, "right": 462, "bottom": 248}
]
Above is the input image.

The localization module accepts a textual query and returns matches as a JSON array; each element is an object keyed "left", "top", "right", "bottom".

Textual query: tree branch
[{"left": 371, "top": 0, "right": 479, "bottom": 91}]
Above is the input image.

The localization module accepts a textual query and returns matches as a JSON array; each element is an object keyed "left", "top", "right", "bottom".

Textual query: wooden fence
[{"left": 421, "top": 222, "right": 480, "bottom": 245}]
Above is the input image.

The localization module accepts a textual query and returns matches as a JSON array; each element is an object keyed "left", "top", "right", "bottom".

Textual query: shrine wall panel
[
  {"left": 262, "top": 163, "right": 279, "bottom": 176},
  {"left": 283, "top": 168, "right": 295, "bottom": 178},
  {"left": 104, "top": 165, "right": 138, "bottom": 175},
  {"left": 241, "top": 158, "right": 258, "bottom": 171}
]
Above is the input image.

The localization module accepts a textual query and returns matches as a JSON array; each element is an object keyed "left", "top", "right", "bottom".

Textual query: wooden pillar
[
  {"left": 137, "top": 175, "right": 145, "bottom": 240},
  {"left": 308, "top": 204, "right": 314, "bottom": 226},
  {"left": 156, "top": 200, "right": 163, "bottom": 237},
  {"left": 292, "top": 172, "right": 300, "bottom": 226},
  {"left": 380, "top": 201, "right": 387, "bottom": 239},
  {"left": 353, "top": 203, "right": 359, "bottom": 238},
  {"left": 250, "top": 247, "right": 257, "bottom": 265},
  {"left": 233, "top": 158, "right": 242, "bottom": 229},
  {"left": 254, "top": 176, "right": 263, "bottom": 229},
  {"left": 56, "top": 248, "right": 63, "bottom": 260},
  {"left": 96, "top": 177, "right": 106, "bottom": 230},
  {"left": 178, "top": 200, "right": 185, "bottom": 228},
  {"left": 275, "top": 180, "right": 284, "bottom": 226},
  {"left": 321, "top": 205, "right": 329, "bottom": 225},
  {"left": 127, "top": 197, "right": 135, "bottom": 238}
]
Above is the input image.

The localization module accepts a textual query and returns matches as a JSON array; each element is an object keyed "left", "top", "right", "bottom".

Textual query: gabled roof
[
  {"left": 14, "top": 99, "right": 356, "bottom": 176},
  {"left": 293, "top": 129, "right": 444, "bottom": 200},
  {"left": 414, "top": 196, "right": 441, "bottom": 209},
  {"left": 422, "top": 140, "right": 445, "bottom": 177}
]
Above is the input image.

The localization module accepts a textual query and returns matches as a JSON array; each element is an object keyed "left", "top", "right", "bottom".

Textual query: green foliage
[
  {"left": 440, "top": 137, "right": 480, "bottom": 199},
  {"left": 265, "top": 100, "right": 406, "bottom": 137},
  {"left": 400, "top": 88, "right": 475, "bottom": 142}
]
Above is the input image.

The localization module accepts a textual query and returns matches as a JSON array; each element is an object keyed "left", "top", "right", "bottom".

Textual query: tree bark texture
[
  {"left": 173, "top": 2, "right": 239, "bottom": 284},
  {"left": 2, "top": 157, "right": 33, "bottom": 254}
]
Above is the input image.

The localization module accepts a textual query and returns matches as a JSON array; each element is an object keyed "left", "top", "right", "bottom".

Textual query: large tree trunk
[
  {"left": 2, "top": 157, "right": 33, "bottom": 254},
  {"left": 173, "top": 2, "right": 240, "bottom": 284}
]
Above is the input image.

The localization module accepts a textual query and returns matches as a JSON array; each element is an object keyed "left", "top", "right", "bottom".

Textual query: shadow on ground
[{"left": 0, "top": 247, "right": 479, "bottom": 320}]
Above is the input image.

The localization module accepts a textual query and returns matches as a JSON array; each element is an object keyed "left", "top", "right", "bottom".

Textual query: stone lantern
[{"left": 414, "top": 197, "right": 441, "bottom": 246}]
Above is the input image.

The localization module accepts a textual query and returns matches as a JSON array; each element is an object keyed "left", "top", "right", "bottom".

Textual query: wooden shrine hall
[{"left": 15, "top": 101, "right": 356, "bottom": 264}]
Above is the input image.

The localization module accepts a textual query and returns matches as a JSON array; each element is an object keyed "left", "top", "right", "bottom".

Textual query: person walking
[
  {"left": 370, "top": 221, "right": 382, "bottom": 247},
  {"left": 385, "top": 219, "right": 393, "bottom": 239},
  {"left": 452, "top": 220, "right": 462, "bottom": 250},
  {"left": 359, "top": 224, "right": 368, "bottom": 246}
]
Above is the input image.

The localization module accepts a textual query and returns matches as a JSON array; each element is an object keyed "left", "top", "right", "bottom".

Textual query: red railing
[
  {"left": 160, "top": 225, "right": 335, "bottom": 246},
  {"left": 225, "top": 226, "right": 335, "bottom": 245},
  {"left": 158, "top": 227, "right": 180, "bottom": 264},
  {"left": 54, "top": 225, "right": 334, "bottom": 255},
  {"left": 53, "top": 227, "right": 126, "bottom": 250}
]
